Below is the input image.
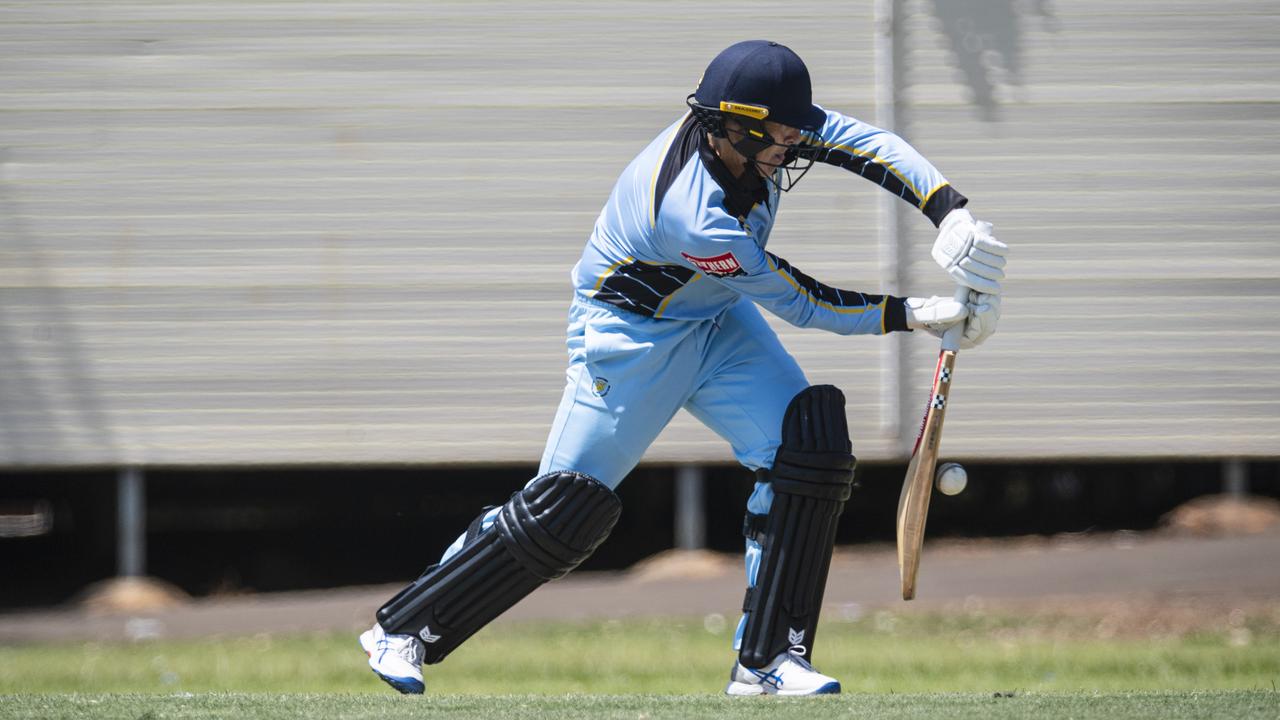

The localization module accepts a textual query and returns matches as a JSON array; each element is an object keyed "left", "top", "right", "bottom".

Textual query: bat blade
[{"left": 896, "top": 347, "right": 958, "bottom": 600}]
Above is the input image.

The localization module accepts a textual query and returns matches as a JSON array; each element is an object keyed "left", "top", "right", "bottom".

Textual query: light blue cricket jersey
[{"left": 571, "top": 107, "right": 967, "bottom": 334}]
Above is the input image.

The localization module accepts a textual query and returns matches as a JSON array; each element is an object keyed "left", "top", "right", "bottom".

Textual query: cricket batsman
[{"left": 360, "top": 40, "right": 1006, "bottom": 696}]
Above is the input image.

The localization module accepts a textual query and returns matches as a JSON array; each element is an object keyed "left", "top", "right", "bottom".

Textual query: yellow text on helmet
[{"left": 720, "top": 102, "right": 769, "bottom": 120}]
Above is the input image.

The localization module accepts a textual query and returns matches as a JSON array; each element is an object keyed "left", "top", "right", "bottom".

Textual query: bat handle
[{"left": 940, "top": 286, "right": 968, "bottom": 352}]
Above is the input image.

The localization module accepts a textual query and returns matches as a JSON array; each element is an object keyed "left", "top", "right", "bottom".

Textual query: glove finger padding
[
  {"left": 967, "top": 246, "right": 1007, "bottom": 270},
  {"left": 972, "top": 233, "right": 1009, "bottom": 257},
  {"left": 956, "top": 255, "right": 1005, "bottom": 281},
  {"left": 960, "top": 292, "right": 1001, "bottom": 349},
  {"left": 947, "top": 266, "right": 1002, "bottom": 295}
]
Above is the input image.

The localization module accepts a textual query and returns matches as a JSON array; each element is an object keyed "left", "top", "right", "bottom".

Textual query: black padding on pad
[
  {"left": 739, "top": 385, "right": 856, "bottom": 669},
  {"left": 770, "top": 382, "right": 856, "bottom": 498},
  {"left": 376, "top": 472, "right": 620, "bottom": 664}
]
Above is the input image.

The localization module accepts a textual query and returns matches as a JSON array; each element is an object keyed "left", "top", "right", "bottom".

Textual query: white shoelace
[{"left": 379, "top": 633, "right": 424, "bottom": 665}]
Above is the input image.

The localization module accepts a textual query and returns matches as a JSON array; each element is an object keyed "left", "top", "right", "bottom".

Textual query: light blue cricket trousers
[
  {"left": 442, "top": 295, "right": 813, "bottom": 651},
  {"left": 537, "top": 295, "right": 808, "bottom": 488}
]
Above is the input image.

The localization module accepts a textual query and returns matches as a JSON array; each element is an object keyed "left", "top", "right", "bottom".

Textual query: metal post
[
  {"left": 875, "top": 0, "right": 909, "bottom": 442},
  {"left": 117, "top": 466, "right": 146, "bottom": 577},
  {"left": 674, "top": 465, "right": 706, "bottom": 550},
  {"left": 1223, "top": 458, "right": 1248, "bottom": 499}
]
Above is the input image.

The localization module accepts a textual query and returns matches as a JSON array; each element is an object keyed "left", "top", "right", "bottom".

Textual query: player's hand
[
  {"left": 932, "top": 209, "right": 1007, "bottom": 294},
  {"left": 958, "top": 290, "right": 1001, "bottom": 349},
  {"left": 904, "top": 295, "right": 968, "bottom": 338}
]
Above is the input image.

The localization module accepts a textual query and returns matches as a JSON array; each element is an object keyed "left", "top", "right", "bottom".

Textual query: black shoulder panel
[
  {"left": 653, "top": 113, "right": 770, "bottom": 225},
  {"left": 652, "top": 114, "right": 703, "bottom": 221}
]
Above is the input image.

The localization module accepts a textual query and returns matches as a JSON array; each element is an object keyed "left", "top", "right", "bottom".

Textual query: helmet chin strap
[
  {"left": 729, "top": 119, "right": 775, "bottom": 163},
  {"left": 735, "top": 142, "right": 816, "bottom": 193},
  {"left": 726, "top": 122, "right": 782, "bottom": 187}
]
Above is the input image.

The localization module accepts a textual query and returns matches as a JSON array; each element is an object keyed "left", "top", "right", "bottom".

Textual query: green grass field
[
  {"left": 1, "top": 612, "right": 1277, "bottom": 718},
  {"left": 2, "top": 691, "right": 1278, "bottom": 720}
]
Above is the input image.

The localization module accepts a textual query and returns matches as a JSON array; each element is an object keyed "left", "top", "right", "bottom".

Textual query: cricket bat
[{"left": 896, "top": 287, "right": 966, "bottom": 600}]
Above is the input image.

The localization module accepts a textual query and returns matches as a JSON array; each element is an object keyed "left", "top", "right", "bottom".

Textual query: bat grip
[{"left": 940, "top": 286, "right": 968, "bottom": 352}]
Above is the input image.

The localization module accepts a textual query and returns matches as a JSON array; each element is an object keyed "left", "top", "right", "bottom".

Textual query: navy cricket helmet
[
  {"left": 687, "top": 40, "right": 824, "bottom": 190},
  {"left": 690, "top": 40, "right": 826, "bottom": 132}
]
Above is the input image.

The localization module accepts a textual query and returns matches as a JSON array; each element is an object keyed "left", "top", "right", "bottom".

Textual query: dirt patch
[
  {"left": 76, "top": 577, "right": 191, "bottom": 615},
  {"left": 627, "top": 549, "right": 739, "bottom": 582},
  {"left": 1160, "top": 494, "right": 1280, "bottom": 536}
]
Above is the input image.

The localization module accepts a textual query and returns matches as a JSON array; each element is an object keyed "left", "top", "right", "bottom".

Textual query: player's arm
[
  {"left": 804, "top": 106, "right": 965, "bottom": 226},
  {"left": 662, "top": 210, "right": 963, "bottom": 336},
  {"left": 805, "top": 107, "right": 1009, "bottom": 311}
]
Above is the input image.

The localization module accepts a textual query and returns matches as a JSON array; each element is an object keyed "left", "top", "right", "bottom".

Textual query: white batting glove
[
  {"left": 932, "top": 208, "right": 1008, "bottom": 295},
  {"left": 904, "top": 295, "right": 968, "bottom": 339},
  {"left": 959, "top": 290, "right": 1001, "bottom": 349}
]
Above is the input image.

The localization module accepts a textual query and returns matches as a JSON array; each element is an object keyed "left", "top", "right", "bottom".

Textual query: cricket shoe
[
  {"left": 359, "top": 623, "right": 425, "bottom": 694},
  {"left": 725, "top": 651, "right": 841, "bottom": 696}
]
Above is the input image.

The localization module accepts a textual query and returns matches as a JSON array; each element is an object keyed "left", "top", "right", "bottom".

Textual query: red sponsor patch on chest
[{"left": 680, "top": 251, "right": 746, "bottom": 278}]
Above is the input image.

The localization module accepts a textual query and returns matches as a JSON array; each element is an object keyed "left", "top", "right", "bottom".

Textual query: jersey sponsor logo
[{"left": 681, "top": 251, "right": 746, "bottom": 278}]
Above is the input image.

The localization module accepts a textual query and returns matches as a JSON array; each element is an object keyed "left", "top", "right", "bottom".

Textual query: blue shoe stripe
[
  {"left": 749, "top": 668, "right": 786, "bottom": 689},
  {"left": 371, "top": 668, "right": 424, "bottom": 695}
]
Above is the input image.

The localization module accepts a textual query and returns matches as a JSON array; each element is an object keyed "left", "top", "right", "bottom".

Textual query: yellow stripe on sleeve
[
  {"left": 766, "top": 256, "right": 871, "bottom": 316},
  {"left": 815, "top": 139, "right": 926, "bottom": 205}
]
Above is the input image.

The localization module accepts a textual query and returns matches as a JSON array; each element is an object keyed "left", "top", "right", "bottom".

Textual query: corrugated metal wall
[
  {"left": 896, "top": 0, "right": 1280, "bottom": 459},
  {"left": 1, "top": 1, "right": 1276, "bottom": 467}
]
